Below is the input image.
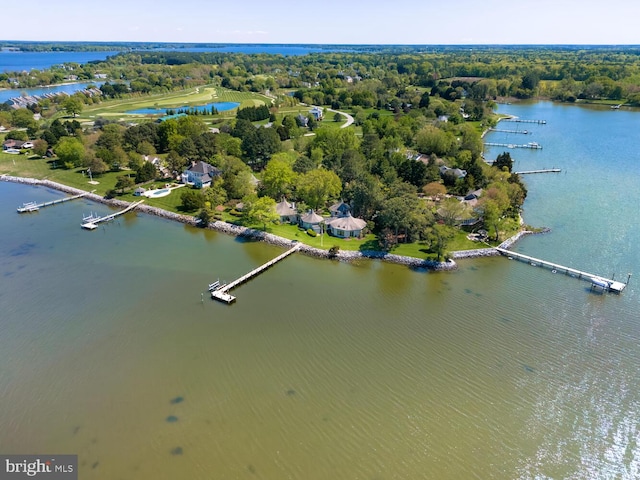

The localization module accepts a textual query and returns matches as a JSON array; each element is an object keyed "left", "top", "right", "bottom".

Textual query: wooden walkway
[
  {"left": 495, "top": 247, "right": 629, "bottom": 293},
  {"left": 515, "top": 169, "right": 561, "bottom": 175},
  {"left": 17, "top": 190, "right": 94, "bottom": 213},
  {"left": 211, "top": 243, "right": 301, "bottom": 303},
  {"left": 485, "top": 142, "right": 542, "bottom": 150},
  {"left": 81, "top": 200, "right": 144, "bottom": 230},
  {"left": 489, "top": 128, "right": 532, "bottom": 135},
  {"left": 503, "top": 118, "right": 547, "bottom": 124}
]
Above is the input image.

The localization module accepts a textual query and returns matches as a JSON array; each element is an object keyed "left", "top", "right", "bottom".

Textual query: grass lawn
[{"left": 76, "top": 86, "right": 270, "bottom": 123}]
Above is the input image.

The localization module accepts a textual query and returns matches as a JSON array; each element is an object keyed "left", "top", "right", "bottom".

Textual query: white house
[
  {"left": 181, "top": 161, "right": 222, "bottom": 188},
  {"left": 325, "top": 202, "right": 366, "bottom": 238}
]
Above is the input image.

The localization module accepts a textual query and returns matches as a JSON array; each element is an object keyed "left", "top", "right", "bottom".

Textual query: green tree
[
  {"left": 244, "top": 195, "right": 279, "bottom": 230},
  {"left": 262, "top": 157, "right": 297, "bottom": 199},
  {"left": 181, "top": 188, "right": 205, "bottom": 212},
  {"left": 115, "top": 175, "right": 135, "bottom": 194},
  {"left": 296, "top": 169, "right": 342, "bottom": 211},
  {"left": 32, "top": 139, "right": 48, "bottom": 157},
  {"left": 425, "top": 224, "right": 455, "bottom": 261},
  {"left": 137, "top": 161, "right": 157, "bottom": 183},
  {"left": 55, "top": 137, "right": 85, "bottom": 168},
  {"left": 221, "top": 155, "right": 255, "bottom": 200},
  {"left": 62, "top": 95, "right": 84, "bottom": 117}
]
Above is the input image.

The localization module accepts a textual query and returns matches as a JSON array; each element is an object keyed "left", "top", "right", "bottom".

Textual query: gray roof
[
  {"left": 187, "top": 161, "right": 221, "bottom": 177},
  {"left": 329, "top": 201, "right": 351, "bottom": 216},
  {"left": 300, "top": 210, "right": 324, "bottom": 224},
  {"left": 275, "top": 198, "right": 297, "bottom": 216},
  {"left": 326, "top": 213, "right": 366, "bottom": 231}
]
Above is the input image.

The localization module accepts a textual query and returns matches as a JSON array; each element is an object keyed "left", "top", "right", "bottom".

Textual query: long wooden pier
[
  {"left": 17, "top": 190, "right": 94, "bottom": 213},
  {"left": 495, "top": 247, "right": 629, "bottom": 293},
  {"left": 485, "top": 142, "right": 542, "bottom": 150},
  {"left": 81, "top": 200, "right": 144, "bottom": 230},
  {"left": 489, "top": 128, "right": 532, "bottom": 135},
  {"left": 502, "top": 118, "right": 547, "bottom": 124},
  {"left": 515, "top": 169, "right": 561, "bottom": 175},
  {"left": 210, "top": 243, "right": 301, "bottom": 303}
]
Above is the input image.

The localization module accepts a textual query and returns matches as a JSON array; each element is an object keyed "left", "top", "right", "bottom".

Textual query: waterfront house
[
  {"left": 325, "top": 202, "right": 367, "bottom": 238},
  {"left": 275, "top": 198, "right": 298, "bottom": 224},
  {"left": 181, "top": 161, "right": 222, "bottom": 188},
  {"left": 325, "top": 213, "right": 367, "bottom": 238},
  {"left": 299, "top": 210, "right": 325, "bottom": 232}
]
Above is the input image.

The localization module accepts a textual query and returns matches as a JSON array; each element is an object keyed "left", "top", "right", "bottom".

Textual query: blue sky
[{"left": 3, "top": 0, "right": 640, "bottom": 44}]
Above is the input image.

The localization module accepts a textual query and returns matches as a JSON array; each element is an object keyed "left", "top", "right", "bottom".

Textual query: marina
[
  {"left": 80, "top": 200, "right": 144, "bottom": 229},
  {"left": 495, "top": 247, "right": 629, "bottom": 293},
  {"left": 17, "top": 190, "right": 93, "bottom": 213},
  {"left": 210, "top": 243, "right": 301, "bottom": 303}
]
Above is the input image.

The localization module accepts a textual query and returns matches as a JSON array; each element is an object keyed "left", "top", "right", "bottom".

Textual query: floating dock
[
  {"left": 495, "top": 247, "right": 629, "bottom": 293},
  {"left": 210, "top": 243, "right": 301, "bottom": 304},
  {"left": 484, "top": 142, "right": 542, "bottom": 150},
  {"left": 81, "top": 200, "right": 144, "bottom": 230},
  {"left": 17, "top": 191, "right": 94, "bottom": 213}
]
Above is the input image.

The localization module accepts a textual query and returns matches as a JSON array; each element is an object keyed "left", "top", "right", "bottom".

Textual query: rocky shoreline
[{"left": 2, "top": 175, "right": 544, "bottom": 271}]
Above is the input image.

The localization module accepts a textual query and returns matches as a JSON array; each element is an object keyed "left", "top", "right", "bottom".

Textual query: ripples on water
[{"left": 1, "top": 102, "right": 640, "bottom": 479}]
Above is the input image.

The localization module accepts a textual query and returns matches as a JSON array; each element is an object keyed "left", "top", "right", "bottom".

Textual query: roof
[
  {"left": 329, "top": 201, "right": 351, "bottom": 216},
  {"left": 300, "top": 210, "right": 324, "bottom": 224},
  {"left": 186, "top": 161, "right": 221, "bottom": 177},
  {"left": 275, "top": 198, "right": 296, "bottom": 216},
  {"left": 326, "top": 214, "right": 366, "bottom": 231}
]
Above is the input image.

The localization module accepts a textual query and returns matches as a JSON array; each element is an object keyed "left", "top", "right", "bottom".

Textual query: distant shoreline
[{"left": 2, "top": 174, "right": 541, "bottom": 269}]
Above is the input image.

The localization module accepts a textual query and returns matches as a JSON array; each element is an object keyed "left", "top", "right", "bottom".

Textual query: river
[{"left": 0, "top": 101, "right": 639, "bottom": 479}]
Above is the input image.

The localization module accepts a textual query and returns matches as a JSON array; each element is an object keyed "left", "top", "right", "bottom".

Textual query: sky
[{"left": 3, "top": 0, "right": 640, "bottom": 45}]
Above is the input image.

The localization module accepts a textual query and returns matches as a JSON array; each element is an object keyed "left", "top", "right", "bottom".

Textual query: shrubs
[
  {"left": 306, "top": 228, "right": 317, "bottom": 237},
  {"left": 328, "top": 246, "right": 340, "bottom": 258}
]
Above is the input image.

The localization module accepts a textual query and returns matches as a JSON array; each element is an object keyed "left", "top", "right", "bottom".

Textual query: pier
[
  {"left": 489, "top": 128, "right": 532, "bottom": 135},
  {"left": 17, "top": 191, "right": 94, "bottom": 213},
  {"left": 515, "top": 169, "right": 561, "bottom": 175},
  {"left": 503, "top": 118, "right": 546, "bottom": 124},
  {"left": 484, "top": 142, "right": 542, "bottom": 150},
  {"left": 81, "top": 200, "right": 144, "bottom": 230},
  {"left": 495, "top": 247, "right": 629, "bottom": 293},
  {"left": 210, "top": 243, "right": 301, "bottom": 304}
]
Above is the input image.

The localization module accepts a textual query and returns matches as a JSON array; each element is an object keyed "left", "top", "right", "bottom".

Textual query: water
[
  {"left": 0, "top": 50, "right": 119, "bottom": 73},
  {"left": 0, "top": 82, "right": 103, "bottom": 104},
  {"left": 126, "top": 101, "right": 240, "bottom": 115},
  {"left": 1, "top": 102, "right": 639, "bottom": 479}
]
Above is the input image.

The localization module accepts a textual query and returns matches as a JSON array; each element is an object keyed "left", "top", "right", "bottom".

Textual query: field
[{"left": 77, "top": 85, "right": 271, "bottom": 123}]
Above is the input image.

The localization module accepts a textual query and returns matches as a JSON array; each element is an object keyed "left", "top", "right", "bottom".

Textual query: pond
[{"left": 126, "top": 101, "right": 240, "bottom": 115}]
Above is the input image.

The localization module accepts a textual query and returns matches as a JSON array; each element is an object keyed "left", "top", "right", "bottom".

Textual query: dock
[
  {"left": 484, "top": 142, "right": 542, "bottom": 150},
  {"left": 17, "top": 191, "right": 94, "bottom": 213},
  {"left": 502, "top": 118, "right": 547, "bottom": 124},
  {"left": 495, "top": 247, "right": 629, "bottom": 293},
  {"left": 489, "top": 128, "right": 532, "bottom": 135},
  {"left": 210, "top": 243, "right": 301, "bottom": 304},
  {"left": 515, "top": 169, "right": 561, "bottom": 175},
  {"left": 81, "top": 200, "right": 144, "bottom": 230}
]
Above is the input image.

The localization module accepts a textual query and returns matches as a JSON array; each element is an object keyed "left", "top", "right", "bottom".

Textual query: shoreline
[{"left": 1, "top": 174, "right": 537, "bottom": 270}]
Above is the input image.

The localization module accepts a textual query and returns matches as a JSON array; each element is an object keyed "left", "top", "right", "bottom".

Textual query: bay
[
  {"left": 0, "top": 50, "right": 120, "bottom": 73},
  {"left": 1, "top": 101, "right": 639, "bottom": 479}
]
